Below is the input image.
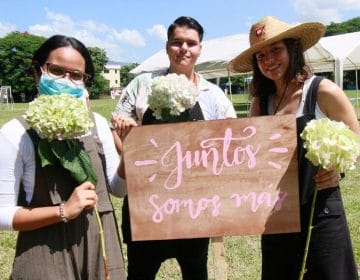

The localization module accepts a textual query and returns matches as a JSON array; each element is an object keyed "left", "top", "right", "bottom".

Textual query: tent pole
[
  {"left": 227, "top": 71, "right": 232, "bottom": 101},
  {"left": 216, "top": 77, "right": 220, "bottom": 86},
  {"left": 356, "top": 67, "right": 359, "bottom": 119},
  {"left": 334, "top": 58, "right": 343, "bottom": 89}
]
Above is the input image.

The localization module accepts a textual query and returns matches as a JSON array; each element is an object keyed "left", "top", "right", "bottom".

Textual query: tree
[
  {"left": 325, "top": 17, "right": 360, "bottom": 36},
  {"left": 87, "top": 47, "right": 109, "bottom": 99},
  {"left": 120, "top": 63, "right": 139, "bottom": 88},
  {"left": 0, "top": 32, "right": 46, "bottom": 101}
]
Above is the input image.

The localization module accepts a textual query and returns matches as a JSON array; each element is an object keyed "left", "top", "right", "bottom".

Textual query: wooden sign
[{"left": 123, "top": 114, "right": 300, "bottom": 241}]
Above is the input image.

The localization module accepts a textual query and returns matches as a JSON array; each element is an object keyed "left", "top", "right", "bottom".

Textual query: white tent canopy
[
  {"left": 130, "top": 32, "right": 360, "bottom": 89},
  {"left": 315, "top": 32, "right": 360, "bottom": 89},
  {"left": 130, "top": 33, "right": 251, "bottom": 79}
]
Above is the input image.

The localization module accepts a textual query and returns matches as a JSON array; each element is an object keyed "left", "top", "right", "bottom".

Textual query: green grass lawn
[{"left": 0, "top": 96, "right": 359, "bottom": 279}]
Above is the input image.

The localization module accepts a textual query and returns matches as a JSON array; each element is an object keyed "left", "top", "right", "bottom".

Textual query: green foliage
[
  {"left": 88, "top": 47, "right": 109, "bottom": 98},
  {"left": 0, "top": 34, "right": 113, "bottom": 101},
  {"left": 89, "top": 73, "right": 109, "bottom": 98},
  {"left": 0, "top": 32, "right": 46, "bottom": 101},
  {"left": 120, "top": 63, "right": 139, "bottom": 87},
  {"left": 325, "top": 17, "right": 360, "bottom": 36}
]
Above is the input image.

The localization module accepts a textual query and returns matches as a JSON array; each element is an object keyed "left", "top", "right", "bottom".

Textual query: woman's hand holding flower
[
  {"left": 63, "top": 181, "right": 98, "bottom": 221},
  {"left": 314, "top": 169, "right": 342, "bottom": 190}
]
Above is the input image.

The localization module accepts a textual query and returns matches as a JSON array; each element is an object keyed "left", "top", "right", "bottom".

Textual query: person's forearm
[{"left": 12, "top": 206, "right": 63, "bottom": 231}]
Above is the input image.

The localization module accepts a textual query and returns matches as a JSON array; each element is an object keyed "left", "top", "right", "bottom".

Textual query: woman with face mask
[{"left": 0, "top": 35, "right": 126, "bottom": 279}]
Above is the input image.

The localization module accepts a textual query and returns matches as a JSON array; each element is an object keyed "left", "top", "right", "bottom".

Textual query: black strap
[
  {"left": 188, "top": 101, "right": 205, "bottom": 120},
  {"left": 259, "top": 95, "right": 269, "bottom": 115},
  {"left": 302, "top": 76, "right": 324, "bottom": 115},
  {"left": 142, "top": 101, "right": 204, "bottom": 125}
]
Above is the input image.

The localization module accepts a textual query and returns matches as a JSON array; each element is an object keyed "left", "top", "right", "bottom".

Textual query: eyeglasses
[{"left": 43, "top": 63, "right": 91, "bottom": 84}]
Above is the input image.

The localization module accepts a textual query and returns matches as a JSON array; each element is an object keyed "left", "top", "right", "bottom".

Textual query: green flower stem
[
  {"left": 94, "top": 205, "right": 110, "bottom": 280},
  {"left": 299, "top": 187, "right": 318, "bottom": 280}
]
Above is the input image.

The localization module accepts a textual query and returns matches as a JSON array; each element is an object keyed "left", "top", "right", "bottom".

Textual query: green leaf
[
  {"left": 61, "top": 152, "right": 88, "bottom": 184},
  {"left": 51, "top": 139, "right": 77, "bottom": 160},
  {"left": 78, "top": 149, "right": 98, "bottom": 185},
  {"left": 38, "top": 139, "right": 57, "bottom": 167},
  {"left": 45, "top": 139, "right": 98, "bottom": 185}
]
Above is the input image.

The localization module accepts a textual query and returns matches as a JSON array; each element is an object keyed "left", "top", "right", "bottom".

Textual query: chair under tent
[{"left": 0, "top": 86, "right": 14, "bottom": 111}]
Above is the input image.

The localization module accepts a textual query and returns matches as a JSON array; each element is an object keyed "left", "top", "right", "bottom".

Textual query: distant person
[
  {"left": 0, "top": 35, "right": 126, "bottom": 279},
  {"left": 228, "top": 16, "right": 359, "bottom": 280},
  {"left": 112, "top": 16, "right": 236, "bottom": 279}
]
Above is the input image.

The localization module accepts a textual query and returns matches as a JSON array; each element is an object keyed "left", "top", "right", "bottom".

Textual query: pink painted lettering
[
  {"left": 149, "top": 194, "right": 221, "bottom": 223},
  {"left": 230, "top": 189, "right": 288, "bottom": 212},
  {"left": 159, "top": 127, "right": 260, "bottom": 190}
]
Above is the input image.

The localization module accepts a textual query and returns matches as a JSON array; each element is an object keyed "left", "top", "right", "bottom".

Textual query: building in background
[
  {"left": 101, "top": 60, "right": 132, "bottom": 98},
  {"left": 102, "top": 60, "right": 122, "bottom": 89}
]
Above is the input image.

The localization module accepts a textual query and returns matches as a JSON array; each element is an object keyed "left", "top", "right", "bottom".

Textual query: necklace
[{"left": 273, "top": 84, "right": 288, "bottom": 114}]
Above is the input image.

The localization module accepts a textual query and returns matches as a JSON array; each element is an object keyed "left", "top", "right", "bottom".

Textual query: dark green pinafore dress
[{"left": 11, "top": 114, "right": 126, "bottom": 280}]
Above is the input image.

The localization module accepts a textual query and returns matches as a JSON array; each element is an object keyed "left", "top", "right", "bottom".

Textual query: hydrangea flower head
[
  {"left": 300, "top": 118, "right": 360, "bottom": 172},
  {"left": 148, "top": 73, "right": 199, "bottom": 121},
  {"left": 25, "top": 94, "right": 93, "bottom": 141}
]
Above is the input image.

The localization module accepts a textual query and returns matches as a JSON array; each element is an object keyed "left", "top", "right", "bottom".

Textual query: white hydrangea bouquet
[
  {"left": 25, "top": 94, "right": 97, "bottom": 183},
  {"left": 147, "top": 73, "right": 199, "bottom": 122},
  {"left": 301, "top": 118, "right": 360, "bottom": 172},
  {"left": 26, "top": 94, "right": 93, "bottom": 141},
  {"left": 25, "top": 94, "right": 110, "bottom": 280},
  {"left": 298, "top": 118, "right": 360, "bottom": 280}
]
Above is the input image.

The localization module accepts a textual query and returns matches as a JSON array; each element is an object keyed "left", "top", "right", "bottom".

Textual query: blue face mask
[{"left": 38, "top": 72, "right": 87, "bottom": 99}]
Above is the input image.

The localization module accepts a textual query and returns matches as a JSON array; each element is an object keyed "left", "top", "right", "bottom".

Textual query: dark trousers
[
  {"left": 122, "top": 196, "right": 209, "bottom": 279},
  {"left": 126, "top": 238, "right": 209, "bottom": 280}
]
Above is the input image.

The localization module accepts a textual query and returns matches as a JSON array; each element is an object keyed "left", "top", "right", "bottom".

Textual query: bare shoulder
[
  {"left": 317, "top": 78, "right": 345, "bottom": 98},
  {"left": 317, "top": 78, "right": 351, "bottom": 111},
  {"left": 317, "top": 78, "right": 360, "bottom": 134}
]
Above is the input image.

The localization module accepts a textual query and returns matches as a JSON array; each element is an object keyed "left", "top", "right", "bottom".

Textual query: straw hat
[{"left": 227, "top": 16, "right": 326, "bottom": 73}]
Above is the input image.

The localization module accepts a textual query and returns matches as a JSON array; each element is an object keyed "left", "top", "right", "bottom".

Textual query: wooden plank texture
[{"left": 123, "top": 114, "right": 300, "bottom": 241}]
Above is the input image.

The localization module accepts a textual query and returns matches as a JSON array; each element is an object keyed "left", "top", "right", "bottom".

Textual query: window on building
[
  {"left": 115, "top": 70, "right": 118, "bottom": 74},
  {"left": 115, "top": 80, "right": 118, "bottom": 84},
  {"left": 104, "top": 69, "right": 109, "bottom": 73}
]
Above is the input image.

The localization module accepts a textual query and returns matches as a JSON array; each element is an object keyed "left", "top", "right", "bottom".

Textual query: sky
[{"left": 0, "top": 0, "right": 359, "bottom": 64}]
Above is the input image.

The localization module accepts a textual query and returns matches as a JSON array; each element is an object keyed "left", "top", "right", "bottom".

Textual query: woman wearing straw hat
[{"left": 228, "top": 16, "right": 359, "bottom": 280}]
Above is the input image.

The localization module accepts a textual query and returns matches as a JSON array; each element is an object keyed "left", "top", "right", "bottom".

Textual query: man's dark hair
[{"left": 167, "top": 16, "right": 204, "bottom": 42}]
